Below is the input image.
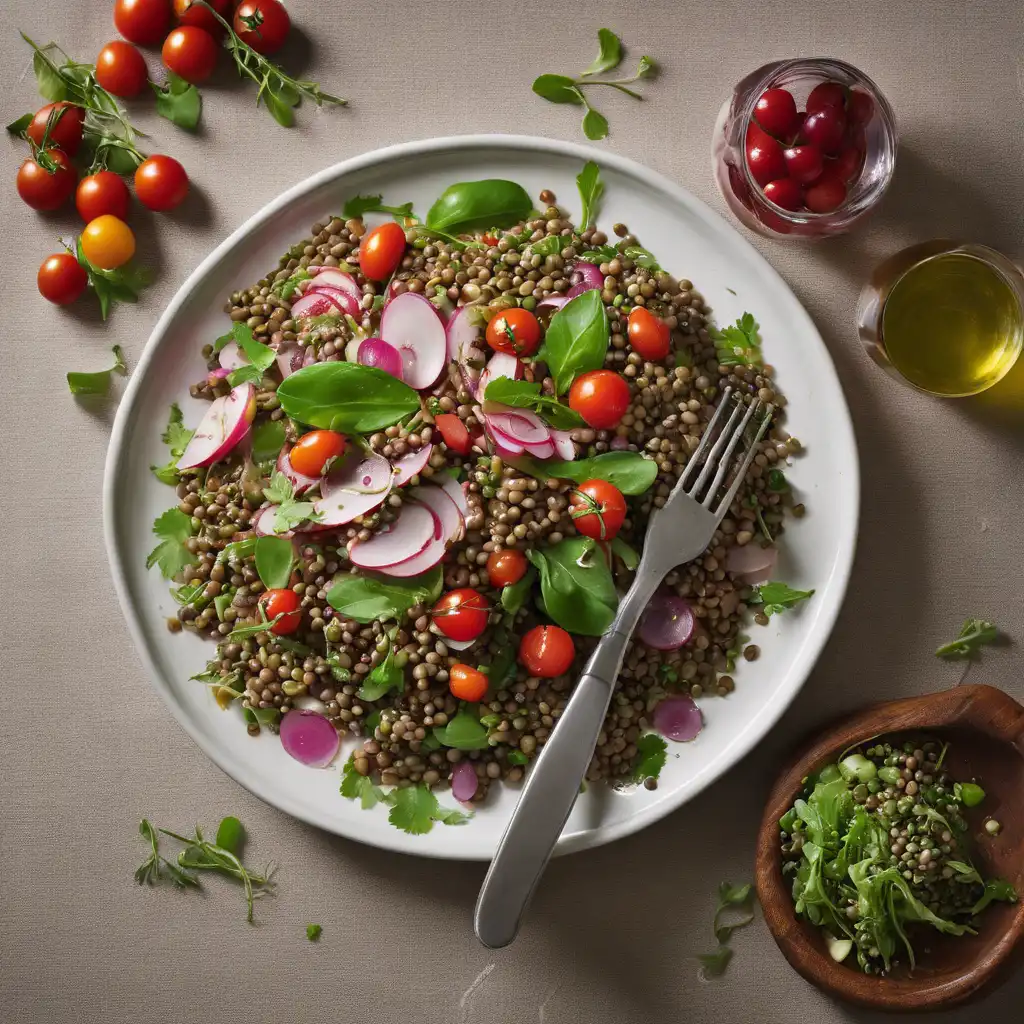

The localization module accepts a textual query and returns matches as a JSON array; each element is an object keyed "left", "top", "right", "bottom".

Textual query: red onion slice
[
  {"left": 357, "top": 337, "right": 404, "bottom": 379},
  {"left": 537, "top": 295, "right": 571, "bottom": 314},
  {"left": 450, "top": 761, "right": 478, "bottom": 802},
  {"left": 569, "top": 260, "right": 605, "bottom": 290},
  {"left": 638, "top": 594, "right": 697, "bottom": 650},
  {"left": 651, "top": 696, "right": 704, "bottom": 743},
  {"left": 279, "top": 709, "right": 341, "bottom": 767}
]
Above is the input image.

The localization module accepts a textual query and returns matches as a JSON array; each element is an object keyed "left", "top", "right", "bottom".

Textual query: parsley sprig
[
  {"left": 936, "top": 618, "right": 999, "bottom": 659},
  {"left": 698, "top": 882, "right": 756, "bottom": 978},
  {"left": 263, "top": 471, "right": 324, "bottom": 533},
  {"left": 750, "top": 581, "right": 814, "bottom": 617},
  {"left": 151, "top": 403, "right": 195, "bottom": 485},
  {"left": 710, "top": 312, "right": 763, "bottom": 367}
]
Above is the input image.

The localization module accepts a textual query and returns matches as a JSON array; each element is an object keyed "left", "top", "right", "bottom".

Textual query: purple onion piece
[{"left": 651, "top": 696, "right": 704, "bottom": 743}]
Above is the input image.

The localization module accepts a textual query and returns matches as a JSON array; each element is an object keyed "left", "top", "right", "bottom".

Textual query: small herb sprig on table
[
  {"left": 936, "top": 618, "right": 1000, "bottom": 659},
  {"left": 698, "top": 882, "right": 757, "bottom": 978}
]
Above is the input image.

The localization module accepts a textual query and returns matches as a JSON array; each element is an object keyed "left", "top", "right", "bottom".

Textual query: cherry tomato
[
  {"left": 289, "top": 430, "right": 346, "bottom": 477},
  {"left": 37, "top": 252, "right": 88, "bottom": 305},
  {"left": 27, "top": 102, "right": 84, "bottom": 156},
  {"left": 626, "top": 306, "right": 670, "bottom": 361},
  {"left": 830, "top": 145, "right": 864, "bottom": 184},
  {"left": 569, "top": 479, "right": 626, "bottom": 541},
  {"left": 753, "top": 88, "right": 799, "bottom": 140},
  {"left": 435, "top": 413, "right": 472, "bottom": 455},
  {"left": 486, "top": 307, "right": 542, "bottom": 356},
  {"left": 114, "top": 0, "right": 172, "bottom": 46},
  {"left": 359, "top": 221, "right": 406, "bottom": 281},
  {"left": 481, "top": 233, "right": 498, "bottom": 246},
  {"left": 806, "top": 81, "right": 847, "bottom": 114},
  {"left": 432, "top": 588, "right": 489, "bottom": 642},
  {"left": 95, "top": 41, "right": 149, "bottom": 97},
  {"left": 134, "top": 154, "right": 189, "bottom": 211},
  {"left": 162, "top": 25, "right": 219, "bottom": 82},
  {"left": 448, "top": 663, "right": 489, "bottom": 703},
  {"left": 233, "top": 0, "right": 291, "bottom": 55},
  {"left": 16, "top": 150, "right": 77, "bottom": 211},
  {"left": 848, "top": 90, "right": 875, "bottom": 125},
  {"left": 745, "top": 123, "right": 786, "bottom": 187},
  {"left": 801, "top": 108, "right": 847, "bottom": 155},
  {"left": 804, "top": 172, "right": 847, "bottom": 214},
  {"left": 174, "top": 0, "right": 231, "bottom": 34},
  {"left": 260, "top": 588, "right": 302, "bottom": 635},
  {"left": 76, "top": 171, "right": 131, "bottom": 222},
  {"left": 568, "top": 370, "right": 630, "bottom": 430},
  {"left": 485, "top": 548, "right": 528, "bottom": 587},
  {"left": 762, "top": 178, "right": 803, "bottom": 212},
  {"left": 81, "top": 215, "right": 136, "bottom": 270},
  {"left": 518, "top": 625, "right": 575, "bottom": 678},
  {"left": 782, "top": 145, "right": 824, "bottom": 185}
]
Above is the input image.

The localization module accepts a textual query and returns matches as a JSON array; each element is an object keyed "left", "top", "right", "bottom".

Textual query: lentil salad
[{"left": 148, "top": 163, "right": 810, "bottom": 832}]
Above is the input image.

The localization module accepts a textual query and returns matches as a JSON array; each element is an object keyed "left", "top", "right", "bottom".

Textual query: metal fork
[{"left": 474, "top": 387, "right": 774, "bottom": 949}]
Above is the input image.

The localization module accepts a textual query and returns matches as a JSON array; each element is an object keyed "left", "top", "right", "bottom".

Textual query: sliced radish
[
  {"left": 486, "top": 409, "right": 549, "bottom": 446},
  {"left": 726, "top": 543, "right": 778, "bottom": 585},
  {"left": 445, "top": 305, "right": 482, "bottom": 362},
  {"left": 523, "top": 438, "right": 556, "bottom": 460},
  {"left": 486, "top": 421, "right": 527, "bottom": 456},
  {"left": 277, "top": 447, "right": 319, "bottom": 495},
  {"left": 253, "top": 504, "right": 292, "bottom": 537},
  {"left": 306, "top": 284, "right": 360, "bottom": 317},
  {"left": 177, "top": 384, "right": 256, "bottom": 470},
  {"left": 207, "top": 367, "right": 230, "bottom": 382},
  {"left": 408, "top": 484, "right": 463, "bottom": 543},
  {"left": 436, "top": 472, "right": 471, "bottom": 520},
  {"left": 380, "top": 292, "right": 447, "bottom": 390},
  {"left": 442, "top": 635, "right": 477, "bottom": 651},
  {"left": 639, "top": 595, "right": 697, "bottom": 650},
  {"left": 275, "top": 343, "right": 305, "bottom": 379},
  {"left": 306, "top": 268, "right": 361, "bottom": 302},
  {"left": 217, "top": 341, "right": 248, "bottom": 372},
  {"left": 382, "top": 531, "right": 447, "bottom": 577},
  {"left": 290, "top": 291, "right": 349, "bottom": 320},
  {"left": 391, "top": 444, "right": 432, "bottom": 486},
  {"left": 478, "top": 351, "right": 522, "bottom": 397},
  {"left": 357, "top": 337, "right": 403, "bottom": 379},
  {"left": 348, "top": 503, "right": 437, "bottom": 570},
  {"left": 314, "top": 452, "right": 394, "bottom": 526},
  {"left": 551, "top": 429, "right": 575, "bottom": 461}
]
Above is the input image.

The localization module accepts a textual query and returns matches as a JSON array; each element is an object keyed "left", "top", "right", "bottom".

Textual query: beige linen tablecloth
[{"left": 2, "top": 1, "right": 1022, "bottom": 1021}]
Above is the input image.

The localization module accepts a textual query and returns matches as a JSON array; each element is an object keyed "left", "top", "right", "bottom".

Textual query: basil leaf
[
  {"left": 326, "top": 568, "right": 443, "bottom": 624},
  {"left": 483, "top": 377, "right": 584, "bottom": 430},
  {"left": 581, "top": 28, "right": 623, "bottom": 76},
  {"left": 582, "top": 107, "right": 609, "bottom": 141},
  {"left": 434, "top": 706, "right": 490, "bottom": 750},
  {"left": 514, "top": 450, "right": 657, "bottom": 495},
  {"left": 263, "top": 89, "right": 295, "bottom": 128},
  {"left": 254, "top": 536, "right": 293, "bottom": 591},
  {"left": 531, "top": 74, "right": 584, "bottom": 105},
  {"left": 152, "top": 72, "right": 201, "bottom": 130},
  {"left": 527, "top": 537, "right": 617, "bottom": 636},
  {"left": 425, "top": 179, "right": 533, "bottom": 234},
  {"left": 538, "top": 290, "right": 609, "bottom": 394},
  {"left": 357, "top": 643, "right": 404, "bottom": 701},
  {"left": 6, "top": 113, "right": 32, "bottom": 138},
  {"left": 251, "top": 418, "right": 286, "bottom": 465},
  {"left": 611, "top": 536, "right": 639, "bottom": 570},
  {"left": 576, "top": 160, "right": 603, "bottom": 231},
  {"left": 277, "top": 361, "right": 420, "bottom": 432},
  {"left": 500, "top": 567, "right": 535, "bottom": 616}
]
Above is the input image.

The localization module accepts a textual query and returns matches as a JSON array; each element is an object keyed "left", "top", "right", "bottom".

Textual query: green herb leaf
[
  {"left": 618, "top": 243, "right": 662, "bottom": 271},
  {"left": 305, "top": 923, "right": 322, "bottom": 941},
  {"left": 388, "top": 784, "right": 470, "bottom": 834},
  {"left": 217, "top": 537, "right": 258, "bottom": 565},
  {"left": 67, "top": 344, "right": 128, "bottom": 396},
  {"left": 254, "top": 536, "right": 294, "bottom": 591},
  {"left": 631, "top": 733, "right": 667, "bottom": 783},
  {"left": 527, "top": 536, "right": 617, "bottom": 636},
  {"left": 76, "top": 238, "right": 151, "bottom": 319},
  {"left": 263, "top": 471, "right": 293, "bottom": 505},
  {"left": 714, "top": 882, "right": 755, "bottom": 943},
  {"left": 146, "top": 507, "right": 198, "bottom": 579},
  {"left": 340, "top": 756, "right": 389, "bottom": 809},
  {"left": 500, "top": 567, "right": 536, "bottom": 616},
  {"left": 697, "top": 945, "right": 733, "bottom": 978},
  {"left": 483, "top": 377, "right": 584, "bottom": 429},
  {"left": 767, "top": 468, "right": 788, "bottom": 492},
  {"left": 531, "top": 74, "right": 585, "bottom": 105},
  {"left": 342, "top": 194, "right": 416, "bottom": 220},
  {"left": 514, "top": 450, "right": 657, "bottom": 495},
  {"left": 271, "top": 267, "right": 311, "bottom": 299},
  {"left": 750, "top": 581, "right": 814, "bottom": 617},
  {"left": 610, "top": 536, "right": 640, "bottom": 570},
  {"left": 6, "top": 112, "right": 32, "bottom": 137},
  {"left": 31, "top": 42, "right": 69, "bottom": 101},
  {"left": 425, "top": 179, "right": 533, "bottom": 235},
  {"left": 538, "top": 290, "right": 609, "bottom": 394},
  {"left": 251, "top": 418, "right": 287, "bottom": 465},
  {"left": 226, "top": 323, "right": 276, "bottom": 387},
  {"left": 277, "top": 362, "right": 421, "bottom": 432},
  {"left": 710, "top": 312, "right": 762, "bottom": 366},
  {"left": 507, "top": 750, "right": 529, "bottom": 766},
  {"left": 357, "top": 642, "right": 404, "bottom": 702},
  {"left": 529, "top": 235, "right": 565, "bottom": 257},
  {"left": 434, "top": 706, "right": 490, "bottom": 750},
  {"left": 576, "top": 160, "right": 603, "bottom": 231},
  {"left": 152, "top": 403, "right": 194, "bottom": 484},
  {"left": 326, "top": 568, "right": 443, "bottom": 624},
  {"left": 215, "top": 816, "right": 245, "bottom": 854},
  {"left": 971, "top": 879, "right": 1018, "bottom": 915},
  {"left": 936, "top": 618, "right": 999, "bottom": 659},
  {"left": 152, "top": 72, "right": 201, "bottom": 130},
  {"left": 582, "top": 106, "right": 609, "bottom": 141},
  {"left": 581, "top": 28, "right": 623, "bottom": 76},
  {"left": 242, "top": 705, "right": 281, "bottom": 729}
]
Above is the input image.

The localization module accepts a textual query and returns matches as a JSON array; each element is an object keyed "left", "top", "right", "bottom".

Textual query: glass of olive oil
[{"left": 858, "top": 241, "right": 1024, "bottom": 397}]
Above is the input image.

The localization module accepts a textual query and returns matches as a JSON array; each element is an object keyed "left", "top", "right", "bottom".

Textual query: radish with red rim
[
  {"left": 305, "top": 267, "right": 361, "bottom": 302},
  {"left": 304, "top": 283, "right": 360, "bottom": 317},
  {"left": 217, "top": 341, "right": 248, "bottom": 372},
  {"left": 348, "top": 503, "right": 438, "bottom": 570},
  {"left": 277, "top": 447, "right": 319, "bottom": 495},
  {"left": 176, "top": 383, "right": 257, "bottom": 469},
  {"left": 391, "top": 444, "right": 433, "bottom": 486},
  {"left": 357, "top": 337, "right": 403, "bottom": 379},
  {"left": 290, "top": 291, "right": 350, "bottom": 320},
  {"left": 725, "top": 543, "right": 778, "bottom": 584},
  {"left": 436, "top": 472, "right": 470, "bottom": 520},
  {"left": 408, "top": 484, "right": 464, "bottom": 544},
  {"left": 379, "top": 291, "right": 447, "bottom": 390}
]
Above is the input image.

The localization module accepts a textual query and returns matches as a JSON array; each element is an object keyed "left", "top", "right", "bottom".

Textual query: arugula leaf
[
  {"left": 750, "top": 581, "right": 814, "bottom": 617},
  {"left": 527, "top": 536, "right": 618, "bottom": 636},
  {"left": 67, "top": 344, "right": 128, "bottom": 396},
  {"left": 326, "top": 568, "right": 444, "bottom": 624},
  {"left": 357, "top": 642, "right": 404, "bottom": 702},
  {"left": 388, "top": 784, "right": 470, "bottom": 834},
  {"left": 710, "top": 312, "right": 762, "bottom": 366},
  {"left": 340, "top": 756, "right": 389, "bottom": 809},
  {"left": 254, "top": 536, "right": 293, "bottom": 591},
  {"left": 76, "top": 238, "right": 151, "bottom": 320},
  {"left": 971, "top": 879, "right": 1018, "bottom": 915},
  {"left": 251, "top": 418, "right": 286, "bottom": 465},
  {"left": 434, "top": 706, "right": 490, "bottom": 750},
  {"left": 514, "top": 450, "right": 657, "bottom": 495},
  {"left": 484, "top": 377, "right": 584, "bottom": 429},
  {"left": 342, "top": 194, "right": 416, "bottom": 221},
  {"left": 581, "top": 28, "right": 623, "bottom": 77},
  {"left": 936, "top": 618, "right": 999, "bottom": 659},
  {"left": 576, "top": 160, "right": 603, "bottom": 231},
  {"left": 227, "top": 323, "right": 276, "bottom": 387},
  {"left": 146, "top": 507, "right": 198, "bottom": 579},
  {"left": 152, "top": 72, "right": 201, "bottom": 130},
  {"left": 500, "top": 567, "right": 535, "bottom": 616},
  {"left": 538, "top": 289, "right": 610, "bottom": 394},
  {"left": 631, "top": 733, "right": 667, "bottom": 783},
  {"left": 713, "top": 882, "right": 755, "bottom": 943},
  {"left": 306, "top": 923, "right": 322, "bottom": 941}
]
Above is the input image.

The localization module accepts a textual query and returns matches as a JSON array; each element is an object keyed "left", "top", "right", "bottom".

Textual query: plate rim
[{"left": 103, "top": 133, "right": 860, "bottom": 860}]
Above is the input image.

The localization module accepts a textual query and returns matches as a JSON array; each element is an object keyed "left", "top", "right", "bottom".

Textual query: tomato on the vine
[
  {"left": 134, "top": 154, "right": 189, "bottom": 211},
  {"left": 518, "top": 625, "right": 575, "bottom": 678},
  {"left": 37, "top": 253, "right": 88, "bottom": 305},
  {"left": 27, "top": 102, "right": 85, "bottom": 156},
  {"left": 81, "top": 215, "right": 136, "bottom": 270},
  {"left": 485, "top": 548, "right": 527, "bottom": 587},
  {"left": 434, "top": 413, "right": 472, "bottom": 455},
  {"left": 486, "top": 307, "right": 541, "bottom": 356},
  {"left": 162, "top": 25, "right": 219, "bottom": 83},
  {"left": 432, "top": 588, "right": 489, "bottom": 642},
  {"left": 233, "top": 0, "right": 291, "bottom": 55},
  {"left": 569, "top": 479, "right": 626, "bottom": 541},
  {"left": 16, "top": 150, "right": 77, "bottom": 211},
  {"left": 114, "top": 0, "right": 172, "bottom": 46},
  {"left": 260, "top": 588, "right": 302, "bottom": 635},
  {"left": 76, "top": 171, "right": 131, "bottom": 222},
  {"left": 626, "top": 306, "right": 670, "bottom": 360},
  {"left": 289, "top": 430, "right": 346, "bottom": 477},
  {"left": 95, "top": 41, "right": 149, "bottom": 97},
  {"left": 567, "top": 370, "right": 630, "bottom": 430},
  {"left": 448, "top": 663, "right": 489, "bottom": 703},
  {"left": 174, "top": 0, "right": 231, "bottom": 34},
  {"left": 359, "top": 221, "right": 406, "bottom": 281}
]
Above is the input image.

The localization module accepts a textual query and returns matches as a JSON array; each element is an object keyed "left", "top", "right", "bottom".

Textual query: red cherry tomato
[
  {"left": 568, "top": 370, "right": 630, "bottom": 430},
  {"left": 289, "top": 430, "right": 346, "bottom": 477},
  {"left": 762, "top": 178, "right": 803, "bottom": 212},
  {"left": 76, "top": 171, "right": 131, "bottom": 222},
  {"left": 831, "top": 145, "right": 864, "bottom": 184},
  {"left": 233, "top": 0, "right": 291, "bottom": 55},
  {"left": 804, "top": 172, "right": 848, "bottom": 214},
  {"left": 801, "top": 108, "right": 847, "bottom": 154},
  {"left": 162, "top": 25, "right": 219, "bottom": 82},
  {"left": 481, "top": 233, "right": 498, "bottom": 246},
  {"left": 27, "top": 102, "right": 84, "bottom": 156},
  {"left": 518, "top": 625, "right": 575, "bottom": 678},
  {"left": 745, "top": 123, "right": 786, "bottom": 187},
  {"left": 16, "top": 150, "right": 77, "bottom": 211},
  {"left": 359, "top": 221, "right": 406, "bottom": 281},
  {"left": 134, "top": 154, "right": 189, "bottom": 211},
  {"left": 753, "top": 88, "right": 799, "bottom": 140},
  {"left": 783, "top": 145, "right": 824, "bottom": 185},
  {"left": 432, "top": 588, "right": 489, "bottom": 642},
  {"left": 260, "top": 588, "right": 302, "bottom": 635},
  {"left": 434, "top": 413, "right": 472, "bottom": 455},
  {"left": 174, "top": 0, "right": 231, "bottom": 34},
  {"left": 485, "top": 548, "right": 528, "bottom": 587},
  {"left": 569, "top": 479, "right": 627, "bottom": 541},
  {"left": 449, "top": 663, "right": 489, "bottom": 703},
  {"left": 485, "top": 307, "right": 541, "bottom": 356},
  {"left": 848, "top": 90, "right": 875, "bottom": 125},
  {"left": 806, "top": 81, "right": 847, "bottom": 114},
  {"left": 95, "top": 41, "right": 149, "bottom": 97},
  {"left": 114, "top": 0, "right": 172, "bottom": 46},
  {"left": 626, "top": 306, "right": 670, "bottom": 361},
  {"left": 37, "top": 252, "right": 88, "bottom": 305}
]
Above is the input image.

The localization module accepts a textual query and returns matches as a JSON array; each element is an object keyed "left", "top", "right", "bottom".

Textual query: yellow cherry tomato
[{"left": 80, "top": 214, "right": 136, "bottom": 270}]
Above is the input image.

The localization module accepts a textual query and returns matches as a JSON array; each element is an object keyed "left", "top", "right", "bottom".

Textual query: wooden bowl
[{"left": 755, "top": 684, "right": 1024, "bottom": 1011}]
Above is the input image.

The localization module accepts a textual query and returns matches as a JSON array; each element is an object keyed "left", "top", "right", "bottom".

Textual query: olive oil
[{"left": 881, "top": 253, "right": 1022, "bottom": 396}]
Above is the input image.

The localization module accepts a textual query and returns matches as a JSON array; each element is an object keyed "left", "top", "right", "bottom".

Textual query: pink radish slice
[
  {"left": 252, "top": 505, "right": 292, "bottom": 537},
  {"left": 315, "top": 452, "right": 394, "bottom": 526},
  {"left": 486, "top": 422, "right": 526, "bottom": 456},
  {"left": 638, "top": 595, "right": 697, "bottom": 650},
  {"left": 306, "top": 284, "right": 360, "bottom": 317},
  {"left": 408, "top": 485, "right": 463, "bottom": 543},
  {"left": 306, "top": 268, "right": 361, "bottom": 301},
  {"left": 275, "top": 343, "right": 305, "bottom": 379},
  {"left": 523, "top": 438, "right": 556, "bottom": 460},
  {"left": 348, "top": 503, "right": 437, "bottom": 570},
  {"left": 302, "top": 346, "right": 318, "bottom": 368},
  {"left": 478, "top": 351, "right": 522, "bottom": 397},
  {"left": 437, "top": 472, "right": 470, "bottom": 520},
  {"left": 440, "top": 635, "right": 476, "bottom": 651},
  {"left": 280, "top": 709, "right": 340, "bottom": 767},
  {"left": 652, "top": 696, "right": 704, "bottom": 743},
  {"left": 450, "top": 760, "right": 479, "bottom": 802},
  {"left": 177, "top": 383, "right": 256, "bottom": 469},
  {"left": 290, "top": 291, "right": 349, "bottom": 320},
  {"left": 357, "top": 337, "right": 403, "bottom": 379},
  {"left": 207, "top": 367, "right": 230, "bottom": 382},
  {"left": 382, "top": 531, "right": 447, "bottom": 578},
  {"left": 537, "top": 295, "right": 571, "bottom": 314},
  {"left": 725, "top": 543, "right": 778, "bottom": 585},
  {"left": 217, "top": 341, "right": 248, "bottom": 372},
  {"left": 551, "top": 430, "right": 575, "bottom": 461},
  {"left": 277, "top": 448, "right": 319, "bottom": 495},
  {"left": 487, "top": 409, "right": 549, "bottom": 446},
  {"left": 380, "top": 292, "right": 447, "bottom": 390},
  {"left": 445, "top": 304, "right": 480, "bottom": 362},
  {"left": 567, "top": 261, "right": 604, "bottom": 294},
  {"left": 391, "top": 444, "right": 432, "bottom": 486},
  {"left": 610, "top": 436, "right": 629, "bottom": 451}
]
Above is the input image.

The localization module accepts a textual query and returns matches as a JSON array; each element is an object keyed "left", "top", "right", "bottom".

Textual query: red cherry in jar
[
  {"left": 753, "top": 88, "right": 799, "bottom": 140},
  {"left": 848, "top": 90, "right": 874, "bottom": 125},
  {"left": 745, "top": 123, "right": 786, "bottom": 187},
  {"left": 806, "top": 81, "right": 847, "bottom": 114},
  {"left": 801, "top": 107, "right": 847, "bottom": 154},
  {"left": 783, "top": 145, "right": 824, "bottom": 185},
  {"left": 762, "top": 178, "right": 803, "bottom": 212},
  {"left": 831, "top": 145, "right": 864, "bottom": 183},
  {"left": 804, "top": 171, "right": 847, "bottom": 213}
]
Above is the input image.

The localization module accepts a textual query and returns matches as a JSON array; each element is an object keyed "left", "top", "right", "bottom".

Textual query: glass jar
[{"left": 712, "top": 57, "right": 898, "bottom": 239}]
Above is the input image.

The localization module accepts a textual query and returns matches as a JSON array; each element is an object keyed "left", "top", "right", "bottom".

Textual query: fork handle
[{"left": 473, "top": 574, "right": 658, "bottom": 949}]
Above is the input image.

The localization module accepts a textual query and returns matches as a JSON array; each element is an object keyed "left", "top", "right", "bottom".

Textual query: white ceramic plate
[{"left": 104, "top": 135, "right": 858, "bottom": 860}]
